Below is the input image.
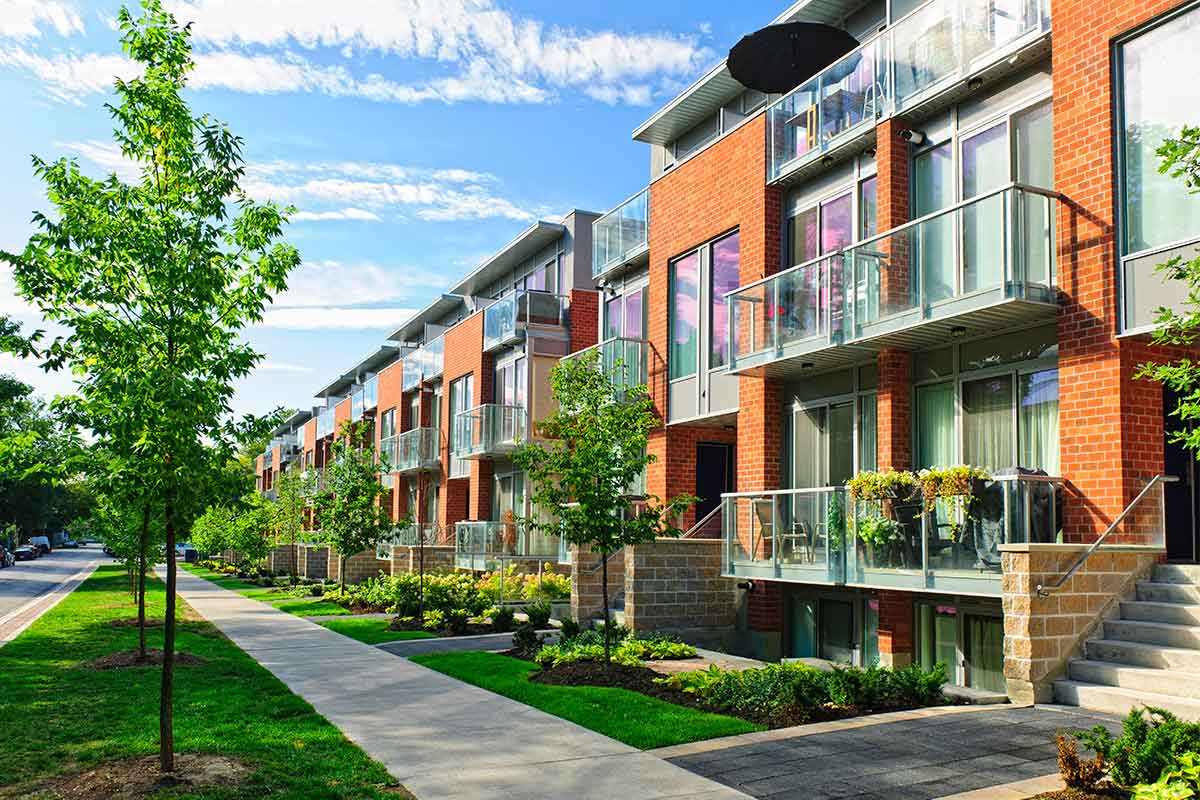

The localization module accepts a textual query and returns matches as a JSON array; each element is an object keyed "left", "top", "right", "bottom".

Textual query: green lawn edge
[
  {"left": 273, "top": 598, "right": 353, "bottom": 617},
  {"left": 0, "top": 565, "right": 406, "bottom": 798},
  {"left": 410, "top": 651, "right": 762, "bottom": 750},
  {"left": 317, "top": 617, "right": 436, "bottom": 645}
]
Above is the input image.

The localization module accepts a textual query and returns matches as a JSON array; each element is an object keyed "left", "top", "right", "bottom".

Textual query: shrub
[
  {"left": 421, "top": 610, "right": 445, "bottom": 633},
  {"left": 523, "top": 600, "right": 552, "bottom": 628},
  {"left": 534, "top": 637, "right": 696, "bottom": 668},
  {"left": 321, "top": 572, "right": 490, "bottom": 618},
  {"left": 476, "top": 564, "right": 571, "bottom": 602},
  {"left": 558, "top": 617, "right": 580, "bottom": 640},
  {"left": 1056, "top": 734, "right": 1106, "bottom": 791},
  {"left": 490, "top": 605, "right": 517, "bottom": 633},
  {"left": 512, "top": 622, "right": 543, "bottom": 658},
  {"left": 445, "top": 608, "right": 471, "bottom": 635},
  {"left": 567, "top": 622, "right": 631, "bottom": 647},
  {"left": 1076, "top": 708, "right": 1200, "bottom": 788},
  {"left": 1133, "top": 752, "right": 1200, "bottom": 800}
]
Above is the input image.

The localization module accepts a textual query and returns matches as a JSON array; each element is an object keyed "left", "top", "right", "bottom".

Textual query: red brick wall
[
  {"left": 1052, "top": 0, "right": 1194, "bottom": 540},
  {"left": 569, "top": 289, "right": 600, "bottom": 353},
  {"left": 662, "top": 425, "right": 738, "bottom": 530},
  {"left": 747, "top": 580, "right": 782, "bottom": 633},
  {"left": 301, "top": 417, "right": 316, "bottom": 469},
  {"left": 333, "top": 396, "right": 351, "bottom": 440},
  {"left": 876, "top": 590, "right": 914, "bottom": 665},
  {"left": 877, "top": 348, "right": 912, "bottom": 471},
  {"left": 439, "top": 311, "right": 491, "bottom": 525},
  {"left": 738, "top": 377, "right": 783, "bottom": 493}
]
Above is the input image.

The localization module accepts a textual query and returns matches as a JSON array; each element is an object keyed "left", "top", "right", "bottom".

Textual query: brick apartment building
[{"left": 260, "top": 0, "right": 1200, "bottom": 713}]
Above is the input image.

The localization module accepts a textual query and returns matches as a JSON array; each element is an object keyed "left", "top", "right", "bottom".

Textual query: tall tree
[
  {"left": 1, "top": 0, "right": 299, "bottom": 771},
  {"left": 514, "top": 356, "right": 696, "bottom": 664},
  {"left": 314, "top": 421, "right": 398, "bottom": 591}
]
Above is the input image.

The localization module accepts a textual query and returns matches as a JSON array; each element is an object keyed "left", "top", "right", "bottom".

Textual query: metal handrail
[
  {"left": 683, "top": 502, "right": 724, "bottom": 538},
  {"left": 1036, "top": 475, "right": 1178, "bottom": 597}
]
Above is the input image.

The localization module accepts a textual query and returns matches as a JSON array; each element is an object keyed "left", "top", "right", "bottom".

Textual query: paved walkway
[
  {"left": 658, "top": 704, "right": 1120, "bottom": 800},
  {"left": 168, "top": 566, "right": 750, "bottom": 800},
  {"left": 0, "top": 549, "right": 99, "bottom": 644}
]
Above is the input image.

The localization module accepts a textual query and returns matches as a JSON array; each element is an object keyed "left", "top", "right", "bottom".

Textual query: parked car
[
  {"left": 60, "top": 539, "right": 80, "bottom": 549},
  {"left": 28, "top": 536, "right": 51, "bottom": 555},
  {"left": 0, "top": 545, "right": 14, "bottom": 567},
  {"left": 13, "top": 545, "right": 36, "bottom": 561}
]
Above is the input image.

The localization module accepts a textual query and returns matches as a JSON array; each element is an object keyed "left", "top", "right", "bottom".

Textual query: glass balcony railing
[
  {"left": 767, "top": 0, "right": 1051, "bottom": 182},
  {"left": 593, "top": 188, "right": 650, "bottom": 277},
  {"left": 363, "top": 375, "right": 378, "bottom": 411},
  {"left": 351, "top": 388, "right": 364, "bottom": 421},
  {"left": 378, "top": 435, "right": 397, "bottom": 472},
  {"left": 401, "top": 336, "right": 446, "bottom": 393},
  {"left": 483, "top": 291, "right": 568, "bottom": 352},
  {"left": 727, "top": 185, "right": 1059, "bottom": 372},
  {"left": 564, "top": 337, "right": 648, "bottom": 398},
  {"left": 454, "top": 520, "right": 561, "bottom": 571},
  {"left": 451, "top": 404, "right": 527, "bottom": 459},
  {"left": 376, "top": 523, "right": 442, "bottom": 559},
  {"left": 316, "top": 408, "right": 335, "bottom": 439},
  {"left": 393, "top": 427, "right": 439, "bottom": 473},
  {"left": 722, "top": 474, "right": 1065, "bottom": 595}
]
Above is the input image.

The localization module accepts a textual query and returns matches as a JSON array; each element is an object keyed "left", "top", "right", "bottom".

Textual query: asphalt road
[{"left": 0, "top": 546, "right": 99, "bottom": 620}]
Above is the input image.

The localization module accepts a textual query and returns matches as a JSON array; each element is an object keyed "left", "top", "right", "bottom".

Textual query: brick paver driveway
[{"left": 661, "top": 705, "right": 1119, "bottom": 800}]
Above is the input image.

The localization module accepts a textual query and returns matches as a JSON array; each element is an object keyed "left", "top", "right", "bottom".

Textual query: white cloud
[
  {"left": 274, "top": 259, "right": 443, "bottom": 309},
  {"left": 258, "top": 360, "right": 316, "bottom": 373},
  {"left": 0, "top": 1, "right": 85, "bottom": 40},
  {"left": 258, "top": 306, "right": 416, "bottom": 330},
  {"left": 290, "top": 208, "right": 381, "bottom": 222},
  {"left": 0, "top": 48, "right": 132, "bottom": 103}
]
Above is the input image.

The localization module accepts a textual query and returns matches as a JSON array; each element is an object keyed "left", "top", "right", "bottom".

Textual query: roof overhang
[
  {"left": 315, "top": 345, "right": 399, "bottom": 398},
  {"left": 387, "top": 294, "right": 466, "bottom": 344},
  {"left": 631, "top": 0, "right": 858, "bottom": 146},
  {"left": 271, "top": 409, "right": 312, "bottom": 437},
  {"left": 449, "top": 220, "right": 566, "bottom": 298}
]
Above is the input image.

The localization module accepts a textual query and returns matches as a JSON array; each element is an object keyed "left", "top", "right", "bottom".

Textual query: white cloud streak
[
  {"left": 290, "top": 208, "right": 381, "bottom": 222},
  {"left": 258, "top": 360, "right": 316, "bottom": 373},
  {"left": 273, "top": 259, "right": 443, "bottom": 309},
  {"left": 0, "top": 0, "right": 85, "bottom": 40},
  {"left": 258, "top": 306, "right": 417, "bottom": 330}
]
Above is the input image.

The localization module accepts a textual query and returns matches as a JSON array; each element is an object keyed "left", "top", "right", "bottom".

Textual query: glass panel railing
[
  {"left": 394, "top": 427, "right": 439, "bottom": 472},
  {"left": 452, "top": 404, "right": 528, "bottom": 459},
  {"left": 316, "top": 408, "right": 335, "bottom": 438},
  {"left": 401, "top": 349, "right": 422, "bottom": 392},
  {"left": 378, "top": 435, "right": 397, "bottom": 473},
  {"left": 363, "top": 375, "right": 378, "bottom": 411},
  {"left": 483, "top": 295, "right": 518, "bottom": 351},
  {"left": 454, "top": 520, "right": 561, "bottom": 571},
  {"left": 593, "top": 188, "right": 650, "bottom": 277},
  {"left": 378, "top": 523, "right": 444, "bottom": 558},
  {"left": 565, "top": 337, "right": 648, "bottom": 396},
  {"left": 484, "top": 291, "right": 568, "bottom": 351},
  {"left": 767, "top": 0, "right": 1051, "bottom": 182},
  {"left": 722, "top": 488, "right": 848, "bottom": 584},
  {"left": 424, "top": 335, "right": 444, "bottom": 380},
  {"left": 351, "top": 388, "right": 364, "bottom": 421}
]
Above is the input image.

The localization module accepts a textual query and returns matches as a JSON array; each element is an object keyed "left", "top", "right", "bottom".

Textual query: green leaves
[{"left": 313, "top": 420, "right": 403, "bottom": 561}]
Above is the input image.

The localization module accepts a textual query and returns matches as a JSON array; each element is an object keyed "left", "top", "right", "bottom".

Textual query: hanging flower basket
[{"left": 916, "top": 466, "right": 991, "bottom": 542}]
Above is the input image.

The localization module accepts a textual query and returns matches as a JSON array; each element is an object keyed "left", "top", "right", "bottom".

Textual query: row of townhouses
[{"left": 255, "top": 0, "right": 1200, "bottom": 715}]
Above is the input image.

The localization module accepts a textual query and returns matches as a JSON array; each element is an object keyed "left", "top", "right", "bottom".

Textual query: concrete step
[
  {"left": 1068, "top": 659, "right": 1200, "bottom": 699},
  {"left": 1154, "top": 564, "right": 1200, "bottom": 585},
  {"left": 1136, "top": 581, "right": 1200, "bottom": 604},
  {"left": 1104, "top": 618, "right": 1200, "bottom": 648},
  {"left": 1120, "top": 600, "right": 1200, "bottom": 626},
  {"left": 1053, "top": 680, "right": 1200, "bottom": 721},
  {"left": 1086, "top": 638, "right": 1200, "bottom": 671}
]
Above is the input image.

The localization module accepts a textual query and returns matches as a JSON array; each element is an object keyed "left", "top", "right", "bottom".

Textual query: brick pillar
[
  {"left": 737, "top": 376, "right": 783, "bottom": 492},
  {"left": 468, "top": 460, "right": 493, "bottom": 520},
  {"left": 875, "top": 117, "right": 911, "bottom": 311},
  {"left": 877, "top": 348, "right": 912, "bottom": 471},
  {"left": 876, "top": 590, "right": 914, "bottom": 668},
  {"left": 440, "top": 479, "right": 468, "bottom": 529},
  {"left": 569, "top": 289, "right": 600, "bottom": 353}
]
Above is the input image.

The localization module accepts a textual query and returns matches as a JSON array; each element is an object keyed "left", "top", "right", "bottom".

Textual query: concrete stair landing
[{"left": 1054, "top": 563, "right": 1200, "bottom": 720}]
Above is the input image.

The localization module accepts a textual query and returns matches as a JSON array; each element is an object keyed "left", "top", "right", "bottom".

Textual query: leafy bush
[
  {"left": 476, "top": 564, "right": 571, "bottom": 601},
  {"left": 1077, "top": 708, "right": 1200, "bottom": 788},
  {"left": 512, "top": 622, "right": 543, "bottom": 658},
  {"left": 523, "top": 600, "right": 552, "bottom": 628},
  {"left": 558, "top": 617, "right": 580, "bottom": 640},
  {"left": 445, "top": 609, "right": 471, "bottom": 635},
  {"left": 655, "top": 661, "right": 947, "bottom": 721},
  {"left": 1056, "top": 735, "right": 1106, "bottom": 791},
  {"left": 321, "top": 572, "right": 490, "bottom": 618},
  {"left": 421, "top": 610, "right": 445, "bottom": 633},
  {"left": 534, "top": 636, "right": 696, "bottom": 668},
  {"left": 490, "top": 605, "right": 516, "bottom": 633},
  {"left": 566, "top": 622, "right": 631, "bottom": 648},
  {"left": 1133, "top": 752, "right": 1200, "bottom": 800}
]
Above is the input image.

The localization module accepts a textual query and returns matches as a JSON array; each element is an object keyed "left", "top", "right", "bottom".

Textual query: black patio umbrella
[{"left": 728, "top": 22, "right": 861, "bottom": 95}]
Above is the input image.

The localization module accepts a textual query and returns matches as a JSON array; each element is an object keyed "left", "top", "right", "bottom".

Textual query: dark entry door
[
  {"left": 695, "top": 443, "right": 734, "bottom": 523},
  {"left": 1164, "top": 387, "right": 1200, "bottom": 562}
]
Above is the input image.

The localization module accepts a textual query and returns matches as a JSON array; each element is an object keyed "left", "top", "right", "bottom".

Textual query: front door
[
  {"left": 1164, "top": 387, "right": 1200, "bottom": 562},
  {"left": 695, "top": 443, "right": 734, "bottom": 523}
]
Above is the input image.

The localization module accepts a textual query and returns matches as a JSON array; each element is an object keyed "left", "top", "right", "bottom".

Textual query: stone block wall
[
  {"left": 624, "top": 538, "right": 738, "bottom": 647},
  {"left": 299, "top": 545, "right": 329, "bottom": 580},
  {"left": 269, "top": 544, "right": 297, "bottom": 574},
  {"left": 1001, "top": 543, "right": 1162, "bottom": 703},
  {"left": 388, "top": 545, "right": 456, "bottom": 575},
  {"left": 571, "top": 546, "right": 625, "bottom": 623},
  {"left": 327, "top": 549, "right": 388, "bottom": 585}
]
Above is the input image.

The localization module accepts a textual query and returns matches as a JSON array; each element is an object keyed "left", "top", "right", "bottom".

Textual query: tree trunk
[
  {"left": 138, "top": 503, "right": 150, "bottom": 661},
  {"left": 601, "top": 550, "right": 611, "bottom": 665},
  {"left": 417, "top": 527, "right": 425, "bottom": 624},
  {"left": 160, "top": 484, "right": 177, "bottom": 773},
  {"left": 339, "top": 553, "right": 346, "bottom": 592}
]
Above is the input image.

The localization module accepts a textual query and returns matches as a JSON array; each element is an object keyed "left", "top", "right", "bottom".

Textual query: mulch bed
[
  {"left": 1030, "top": 790, "right": 1127, "bottom": 800},
  {"left": 48, "top": 754, "right": 249, "bottom": 800},
  {"left": 387, "top": 617, "right": 495, "bottom": 637},
  {"left": 82, "top": 650, "right": 207, "bottom": 671},
  {"left": 529, "top": 661, "right": 939, "bottom": 729}
]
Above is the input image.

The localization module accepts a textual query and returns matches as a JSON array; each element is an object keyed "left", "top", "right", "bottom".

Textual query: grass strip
[
  {"left": 0, "top": 565, "right": 406, "bottom": 798},
  {"left": 410, "top": 651, "right": 761, "bottom": 750},
  {"left": 273, "top": 598, "right": 353, "bottom": 617},
  {"left": 317, "top": 617, "right": 436, "bottom": 645}
]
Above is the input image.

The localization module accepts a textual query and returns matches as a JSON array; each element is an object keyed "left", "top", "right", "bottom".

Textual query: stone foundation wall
[
  {"left": 624, "top": 538, "right": 738, "bottom": 648},
  {"left": 1001, "top": 543, "right": 1163, "bottom": 703},
  {"left": 268, "top": 544, "right": 297, "bottom": 574},
  {"left": 299, "top": 545, "right": 329, "bottom": 580},
  {"left": 571, "top": 546, "right": 625, "bottom": 623},
  {"left": 327, "top": 550, "right": 388, "bottom": 585},
  {"left": 388, "top": 545, "right": 456, "bottom": 575}
]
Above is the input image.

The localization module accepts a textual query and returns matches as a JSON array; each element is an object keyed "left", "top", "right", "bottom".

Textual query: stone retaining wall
[
  {"left": 571, "top": 546, "right": 625, "bottom": 623},
  {"left": 298, "top": 545, "right": 329, "bottom": 580},
  {"left": 327, "top": 549, "right": 388, "bottom": 585},
  {"left": 268, "top": 544, "right": 297, "bottom": 574},
  {"left": 1001, "top": 543, "right": 1163, "bottom": 703},
  {"left": 624, "top": 538, "right": 738, "bottom": 649},
  {"left": 388, "top": 545, "right": 456, "bottom": 575}
]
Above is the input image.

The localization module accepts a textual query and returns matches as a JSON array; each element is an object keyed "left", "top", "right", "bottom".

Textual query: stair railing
[
  {"left": 683, "top": 502, "right": 724, "bottom": 539},
  {"left": 1036, "top": 475, "right": 1179, "bottom": 597}
]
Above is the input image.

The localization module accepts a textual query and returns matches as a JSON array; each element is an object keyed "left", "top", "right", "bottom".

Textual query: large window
[
  {"left": 380, "top": 408, "right": 396, "bottom": 441},
  {"left": 710, "top": 232, "right": 741, "bottom": 369},
  {"left": 494, "top": 356, "right": 527, "bottom": 408},
  {"left": 448, "top": 374, "right": 473, "bottom": 477},
  {"left": 669, "top": 251, "right": 702, "bottom": 380},
  {"left": 605, "top": 285, "right": 647, "bottom": 341},
  {"left": 1119, "top": 5, "right": 1200, "bottom": 256}
]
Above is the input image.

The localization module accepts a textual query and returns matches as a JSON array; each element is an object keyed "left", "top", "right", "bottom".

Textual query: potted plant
[{"left": 916, "top": 466, "right": 990, "bottom": 542}]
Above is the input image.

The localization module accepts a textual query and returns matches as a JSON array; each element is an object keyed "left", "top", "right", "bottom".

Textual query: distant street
[{"left": 0, "top": 547, "right": 99, "bottom": 642}]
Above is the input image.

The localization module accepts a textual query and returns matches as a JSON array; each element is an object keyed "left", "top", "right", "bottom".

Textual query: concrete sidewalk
[{"left": 168, "top": 566, "right": 750, "bottom": 800}]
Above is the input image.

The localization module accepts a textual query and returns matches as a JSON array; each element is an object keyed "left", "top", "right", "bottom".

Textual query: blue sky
[{"left": 0, "top": 0, "right": 770, "bottom": 418}]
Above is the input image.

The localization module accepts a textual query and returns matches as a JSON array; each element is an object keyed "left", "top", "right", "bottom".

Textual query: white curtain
[
  {"left": 963, "top": 376, "right": 1014, "bottom": 470},
  {"left": 1018, "top": 369, "right": 1059, "bottom": 473}
]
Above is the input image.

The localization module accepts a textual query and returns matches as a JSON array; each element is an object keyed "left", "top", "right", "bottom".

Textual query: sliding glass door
[
  {"left": 961, "top": 122, "right": 1009, "bottom": 293},
  {"left": 914, "top": 143, "right": 956, "bottom": 305}
]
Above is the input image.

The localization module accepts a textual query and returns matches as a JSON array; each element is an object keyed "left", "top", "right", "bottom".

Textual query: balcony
[
  {"left": 401, "top": 336, "right": 445, "bottom": 392},
  {"left": 316, "top": 408, "right": 335, "bottom": 439},
  {"left": 483, "top": 291, "right": 567, "bottom": 352},
  {"left": 593, "top": 188, "right": 650, "bottom": 279},
  {"left": 768, "top": 0, "right": 1051, "bottom": 185},
  {"left": 727, "top": 185, "right": 1059, "bottom": 376},
  {"left": 722, "top": 474, "right": 1064, "bottom": 595},
  {"left": 452, "top": 404, "right": 527, "bottom": 460},
  {"left": 392, "top": 427, "right": 440, "bottom": 474},
  {"left": 376, "top": 523, "right": 442, "bottom": 559},
  {"left": 454, "top": 520, "right": 561, "bottom": 571},
  {"left": 564, "top": 337, "right": 649, "bottom": 398}
]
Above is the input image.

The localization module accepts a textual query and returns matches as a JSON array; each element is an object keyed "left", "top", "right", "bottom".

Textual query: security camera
[{"left": 899, "top": 129, "right": 926, "bottom": 146}]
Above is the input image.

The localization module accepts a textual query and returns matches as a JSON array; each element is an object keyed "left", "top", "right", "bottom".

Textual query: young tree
[
  {"left": 272, "top": 467, "right": 311, "bottom": 546},
  {"left": 1138, "top": 126, "right": 1200, "bottom": 449},
  {"left": 190, "top": 505, "right": 233, "bottom": 559},
  {"left": 313, "top": 421, "right": 399, "bottom": 590},
  {"left": 1, "top": 1, "right": 299, "bottom": 771},
  {"left": 514, "top": 356, "right": 696, "bottom": 663},
  {"left": 228, "top": 493, "right": 273, "bottom": 567}
]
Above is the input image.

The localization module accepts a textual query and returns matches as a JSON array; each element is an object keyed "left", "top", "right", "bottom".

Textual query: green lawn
[
  {"left": 238, "top": 585, "right": 314, "bottom": 601},
  {"left": 410, "top": 651, "right": 761, "bottom": 749},
  {"left": 273, "top": 598, "right": 353, "bottom": 617},
  {"left": 0, "top": 565, "right": 406, "bottom": 798},
  {"left": 317, "top": 617, "right": 436, "bottom": 645},
  {"left": 180, "top": 563, "right": 262, "bottom": 593}
]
